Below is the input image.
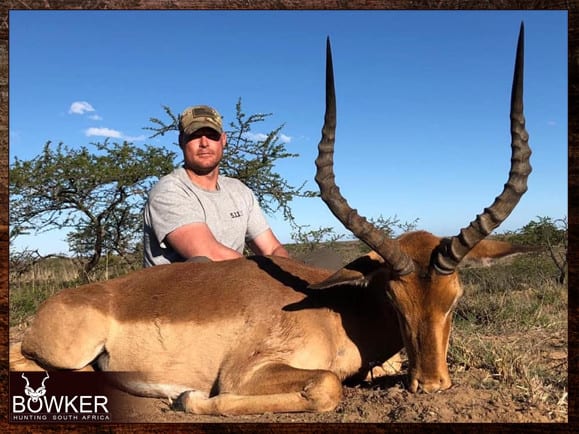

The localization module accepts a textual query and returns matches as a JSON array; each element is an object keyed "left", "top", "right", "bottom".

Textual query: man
[{"left": 143, "top": 105, "right": 289, "bottom": 267}]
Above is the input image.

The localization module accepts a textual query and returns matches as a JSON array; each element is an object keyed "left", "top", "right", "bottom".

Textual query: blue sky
[{"left": 9, "top": 10, "right": 567, "bottom": 255}]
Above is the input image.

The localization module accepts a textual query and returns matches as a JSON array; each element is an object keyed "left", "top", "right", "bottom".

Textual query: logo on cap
[{"left": 179, "top": 105, "right": 223, "bottom": 136}]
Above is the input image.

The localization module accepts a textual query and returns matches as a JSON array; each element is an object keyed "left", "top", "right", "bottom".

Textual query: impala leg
[
  {"left": 11, "top": 342, "right": 95, "bottom": 372},
  {"left": 10, "top": 342, "right": 45, "bottom": 371},
  {"left": 178, "top": 363, "right": 342, "bottom": 415},
  {"left": 21, "top": 300, "right": 109, "bottom": 370}
]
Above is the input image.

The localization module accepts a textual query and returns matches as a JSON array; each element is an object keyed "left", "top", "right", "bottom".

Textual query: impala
[{"left": 14, "top": 24, "right": 530, "bottom": 415}]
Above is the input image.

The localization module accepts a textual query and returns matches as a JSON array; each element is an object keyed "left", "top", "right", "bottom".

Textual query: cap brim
[{"left": 183, "top": 121, "right": 222, "bottom": 135}]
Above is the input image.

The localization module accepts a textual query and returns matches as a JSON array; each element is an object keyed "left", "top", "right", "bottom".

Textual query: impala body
[{"left": 15, "top": 25, "right": 530, "bottom": 415}]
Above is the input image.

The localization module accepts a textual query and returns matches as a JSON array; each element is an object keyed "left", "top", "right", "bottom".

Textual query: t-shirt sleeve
[{"left": 147, "top": 181, "right": 205, "bottom": 249}]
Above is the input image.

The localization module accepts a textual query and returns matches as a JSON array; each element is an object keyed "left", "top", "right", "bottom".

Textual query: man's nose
[{"left": 199, "top": 135, "right": 209, "bottom": 146}]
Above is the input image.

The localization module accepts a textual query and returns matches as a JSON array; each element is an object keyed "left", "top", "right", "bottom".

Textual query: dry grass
[{"left": 448, "top": 255, "right": 568, "bottom": 418}]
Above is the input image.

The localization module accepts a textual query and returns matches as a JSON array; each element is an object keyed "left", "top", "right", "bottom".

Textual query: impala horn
[
  {"left": 432, "top": 22, "right": 531, "bottom": 274},
  {"left": 315, "top": 37, "right": 414, "bottom": 276}
]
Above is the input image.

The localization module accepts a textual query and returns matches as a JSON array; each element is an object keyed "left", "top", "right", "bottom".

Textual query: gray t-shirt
[{"left": 143, "top": 168, "right": 270, "bottom": 267}]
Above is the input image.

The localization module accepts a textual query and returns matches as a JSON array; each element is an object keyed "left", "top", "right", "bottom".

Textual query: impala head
[{"left": 315, "top": 24, "right": 530, "bottom": 393}]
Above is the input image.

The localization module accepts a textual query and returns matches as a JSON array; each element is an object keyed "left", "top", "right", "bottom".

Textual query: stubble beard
[
  {"left": 185, "top": 153, "right": 221, "bottom": 176},
  {"left": 186, "top": 162, "right": 219, "bottom": 176}
]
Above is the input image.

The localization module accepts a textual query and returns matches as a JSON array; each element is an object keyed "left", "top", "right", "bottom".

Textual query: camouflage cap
[{"left": 179, "top": 105, "right": 223, "bottom": 137}]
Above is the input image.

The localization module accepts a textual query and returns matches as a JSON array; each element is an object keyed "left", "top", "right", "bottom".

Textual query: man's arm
[
  {"left": 166, "top": 222, "right": 243, "bottom": 261},
  {"left": 248, "top": 229, "right": 290, "bottom": 258}
]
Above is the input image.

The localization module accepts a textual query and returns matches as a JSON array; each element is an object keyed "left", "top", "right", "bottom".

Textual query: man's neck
[{"left": 184, "top": 167, "right": 220, "bottom": 191}]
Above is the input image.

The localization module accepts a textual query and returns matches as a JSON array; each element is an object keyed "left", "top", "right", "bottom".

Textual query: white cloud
[
  {"left": 69, "top": 101, "right": 95, "bottom": 115},
  {"left": 88, "top": 114, "right": 103, "bottom": 121},
  {"left": 84, "top": 127, "right": 145, "bottom": 142},
  {"left": 123, "top": 134, "right": 146, "bottom": 141},
  {"left": 85, "top": 127, "right": 122, "bottom": 138},
  {"left": 244, "top": 132, "right": 292, "bottom": 144},
  {"left": 245, "top": 132, "right": 268, "bottom": 142}
]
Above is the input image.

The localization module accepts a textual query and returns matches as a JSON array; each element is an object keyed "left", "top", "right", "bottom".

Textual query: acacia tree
[
  {"left": 503, "top": 216, "right": 568, "bottom": 284},
  {"left": 11, "top": 99, "right": 321, "bottom": 278},
  {"left": 10, "top": 140, "right": 176, "bottom": 278}
]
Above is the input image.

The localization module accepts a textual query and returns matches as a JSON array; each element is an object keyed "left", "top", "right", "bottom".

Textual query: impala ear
[
  {"left": 465, "top": 239, "right": 538, "bottom": 261},
  {"left": 308, "top": 253, "right": 385, "bottom": 289}
]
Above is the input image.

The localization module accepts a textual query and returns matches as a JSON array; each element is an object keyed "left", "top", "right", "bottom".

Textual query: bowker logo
[{"left": 11, "top": 372, "right": 111, "bottom": 423}]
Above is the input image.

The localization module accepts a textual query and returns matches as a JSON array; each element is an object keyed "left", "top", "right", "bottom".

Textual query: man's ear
[
  {"left": 221, "top": 132, "right": 227, "bottom": 146},
  {"left": 178, "top": 131, "right": 186, "bottom": 149}
]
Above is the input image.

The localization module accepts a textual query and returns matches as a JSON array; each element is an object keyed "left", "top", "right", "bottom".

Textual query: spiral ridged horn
[
  {"left": 432, "top": 23, "right": 531, "bottom": 274},
  {"left": 315, "top": 38, "right": 414, "bottom": 276}
]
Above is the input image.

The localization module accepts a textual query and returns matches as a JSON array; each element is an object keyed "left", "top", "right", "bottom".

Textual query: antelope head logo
[{"left": 21, "top": 372, "right": 49, "bottom": 402}]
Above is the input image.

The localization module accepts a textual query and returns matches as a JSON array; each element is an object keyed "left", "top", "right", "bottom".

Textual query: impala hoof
[
  {"left": 409, "top": 377, "right": 452, "bottom": 393},
  {"left": 173, "top": 390, "right": 208, "bottom": 413}
]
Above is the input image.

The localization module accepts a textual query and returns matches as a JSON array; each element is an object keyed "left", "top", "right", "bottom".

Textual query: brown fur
[{"left": 12, "top": 231, "right": 523, "bottom": 415}]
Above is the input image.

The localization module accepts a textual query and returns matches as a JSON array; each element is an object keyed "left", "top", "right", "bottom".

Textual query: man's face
[{"left": 182, "top": 127, "right": 226, "bottom": 175}]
